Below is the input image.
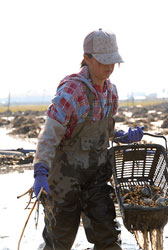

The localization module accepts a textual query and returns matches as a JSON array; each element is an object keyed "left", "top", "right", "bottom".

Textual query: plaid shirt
[{"left": 47, "top": 66, "right": 118, "bottom": 138}]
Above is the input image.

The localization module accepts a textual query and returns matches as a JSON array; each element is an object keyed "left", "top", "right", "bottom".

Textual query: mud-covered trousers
[{"left": 42, "top": 164, "right": 122, "bottom": 250}]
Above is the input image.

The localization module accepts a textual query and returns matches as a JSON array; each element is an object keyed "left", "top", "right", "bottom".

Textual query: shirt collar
[{"left": 79, "top": 66, "right": 107, "bottom": 92}]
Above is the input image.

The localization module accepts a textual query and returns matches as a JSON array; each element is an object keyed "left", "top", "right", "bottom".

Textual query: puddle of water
[{"left": 0, "top": 127, "right": 37, "bottom": 150}]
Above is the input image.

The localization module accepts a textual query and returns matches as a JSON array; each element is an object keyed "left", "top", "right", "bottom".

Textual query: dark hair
[{"left": 80, "top": 53, "right": 92, "bottom": 68}]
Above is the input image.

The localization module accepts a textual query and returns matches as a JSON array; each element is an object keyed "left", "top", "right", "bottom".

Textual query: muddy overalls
[{"left": 42, "top": 78, "right": 122, "bottom": 250}]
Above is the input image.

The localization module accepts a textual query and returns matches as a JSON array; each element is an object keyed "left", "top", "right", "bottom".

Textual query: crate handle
[
  {"left": 143, "top": 132, "right": 167, "bottom": 152},
  {"left": 113, "top": 132, "right": 167, "bottom": 152}
]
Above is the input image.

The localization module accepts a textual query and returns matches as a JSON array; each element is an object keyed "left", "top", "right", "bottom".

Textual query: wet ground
[
  {"left": 0, "top": 170, "right": 168, "bottom": 250},
  {"left": 0, "top": 103, "right": 168, "bottom": 249},
  {"left": 1, "top": 103, "right": 168, "bottom": 175}
]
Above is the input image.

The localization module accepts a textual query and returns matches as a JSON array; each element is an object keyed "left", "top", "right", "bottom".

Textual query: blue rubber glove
[
  {"left": 33, "top": 163, "right": 50, "bottom": 198},
  {"left": 115, "top": 126, "right": 144, "bottom": 143}
]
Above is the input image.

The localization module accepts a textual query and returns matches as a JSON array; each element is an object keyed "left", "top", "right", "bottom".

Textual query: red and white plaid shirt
[{"left": 47, "top": 66, "right": 118, "bottom": 138}]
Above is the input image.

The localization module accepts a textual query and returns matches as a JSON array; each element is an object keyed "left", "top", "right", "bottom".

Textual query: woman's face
[{"left": 84, "top": 55, "right": 115, "bottom": 81}]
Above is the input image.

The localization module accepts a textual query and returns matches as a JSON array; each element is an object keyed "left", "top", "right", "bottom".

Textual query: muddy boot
[
  {"left": 38, "top": 242, "right": 53, "bottom": 250},
  {"left": 84, "top": 244, "right": 122, "bottom": 250}
]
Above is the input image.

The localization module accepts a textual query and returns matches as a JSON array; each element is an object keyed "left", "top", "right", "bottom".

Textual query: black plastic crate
[{"left": 108, "top": 143, "right": 168, "bottom": 231}]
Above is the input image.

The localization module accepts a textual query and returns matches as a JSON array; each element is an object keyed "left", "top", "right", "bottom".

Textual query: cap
[{"left": 83, "top": 28, "right": 123, "bottom": 64}]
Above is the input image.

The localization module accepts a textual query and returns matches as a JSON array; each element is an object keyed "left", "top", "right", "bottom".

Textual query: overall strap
[{"left": 58, "top": 77, "right": 96, "bottom": 147}]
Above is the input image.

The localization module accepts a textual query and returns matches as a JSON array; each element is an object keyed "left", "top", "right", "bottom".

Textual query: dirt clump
[
  {"left": 161, "top": 117, "right": 168, "bottom": 128},
  {"left": 9, "top": 115, "right": 45, "bottom": 138},
  {"left": 0, "top": 152, "right": 34, "bottom": 165},
  {"left": 115, "top": 114, "right": 126, "bottom": 123},
  {"left": 0, "top": 152, "right": 35, "bottom": 174},
  {"left": 0, "top": 118, "right": 10, "bottom": 126},
  {"left": 131, "top": 107, "right": 148, "bottom": 118}
]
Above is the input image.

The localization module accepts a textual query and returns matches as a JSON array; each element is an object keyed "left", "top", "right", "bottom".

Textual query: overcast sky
[{"left": 0, "top": 0, "right": 168, "bottom": 100}]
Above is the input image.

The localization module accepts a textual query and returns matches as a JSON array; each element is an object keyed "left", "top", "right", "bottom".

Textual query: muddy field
[
  {"left": 0, "top": 102, "right": 168, "bottom": 250},
  {"left": 0, "top": 109, "right": 44, "bottom": 173},
  {"left": 0, "top": 102, "right": 168, "bottom": 174}
]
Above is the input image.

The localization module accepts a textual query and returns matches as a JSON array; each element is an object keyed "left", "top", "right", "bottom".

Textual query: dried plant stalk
[{"left": 17, "top": 187, "right": 44, "bottom": 250}]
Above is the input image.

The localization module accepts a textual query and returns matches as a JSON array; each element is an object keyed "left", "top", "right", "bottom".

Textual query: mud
[
  {"left": 0, "top": 152, "right": 34, "bottom": 174},
  {"left": 0, "top": 104, "right": 168, "bottom": 249},
  {"left": 0, "top": 102, "right": 168, "bottom": 173},
  {"left": 9, "top": 115, "right": 45, "bottom": 138},
  {"left": 116, "top": 102, "right": 168, "bottom": 135},
  {"left": 0, "top": 110, "right": 45, "bottom": 138}
]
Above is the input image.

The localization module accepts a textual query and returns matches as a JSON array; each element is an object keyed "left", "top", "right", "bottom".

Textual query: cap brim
[{"left": 92, "top": 52, "right": 124, "bottom": 65}]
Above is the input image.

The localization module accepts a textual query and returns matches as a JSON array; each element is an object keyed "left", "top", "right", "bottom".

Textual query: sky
[{"left": 0, "top": 0, "right": 168, "bottom": 101}]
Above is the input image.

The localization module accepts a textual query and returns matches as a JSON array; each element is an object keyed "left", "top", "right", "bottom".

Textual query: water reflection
[{"left": 0, "top": 127, "right": 37, "bottom": 150}]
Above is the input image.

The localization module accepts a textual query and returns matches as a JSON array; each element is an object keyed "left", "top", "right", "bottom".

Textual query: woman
[{"left": 33, "top": 28, "right": 143, "bottom": 250}]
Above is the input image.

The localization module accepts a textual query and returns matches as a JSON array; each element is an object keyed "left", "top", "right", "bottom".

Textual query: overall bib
[{"left": 42, "top": 80, "right": 122, "bottom": 250}]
